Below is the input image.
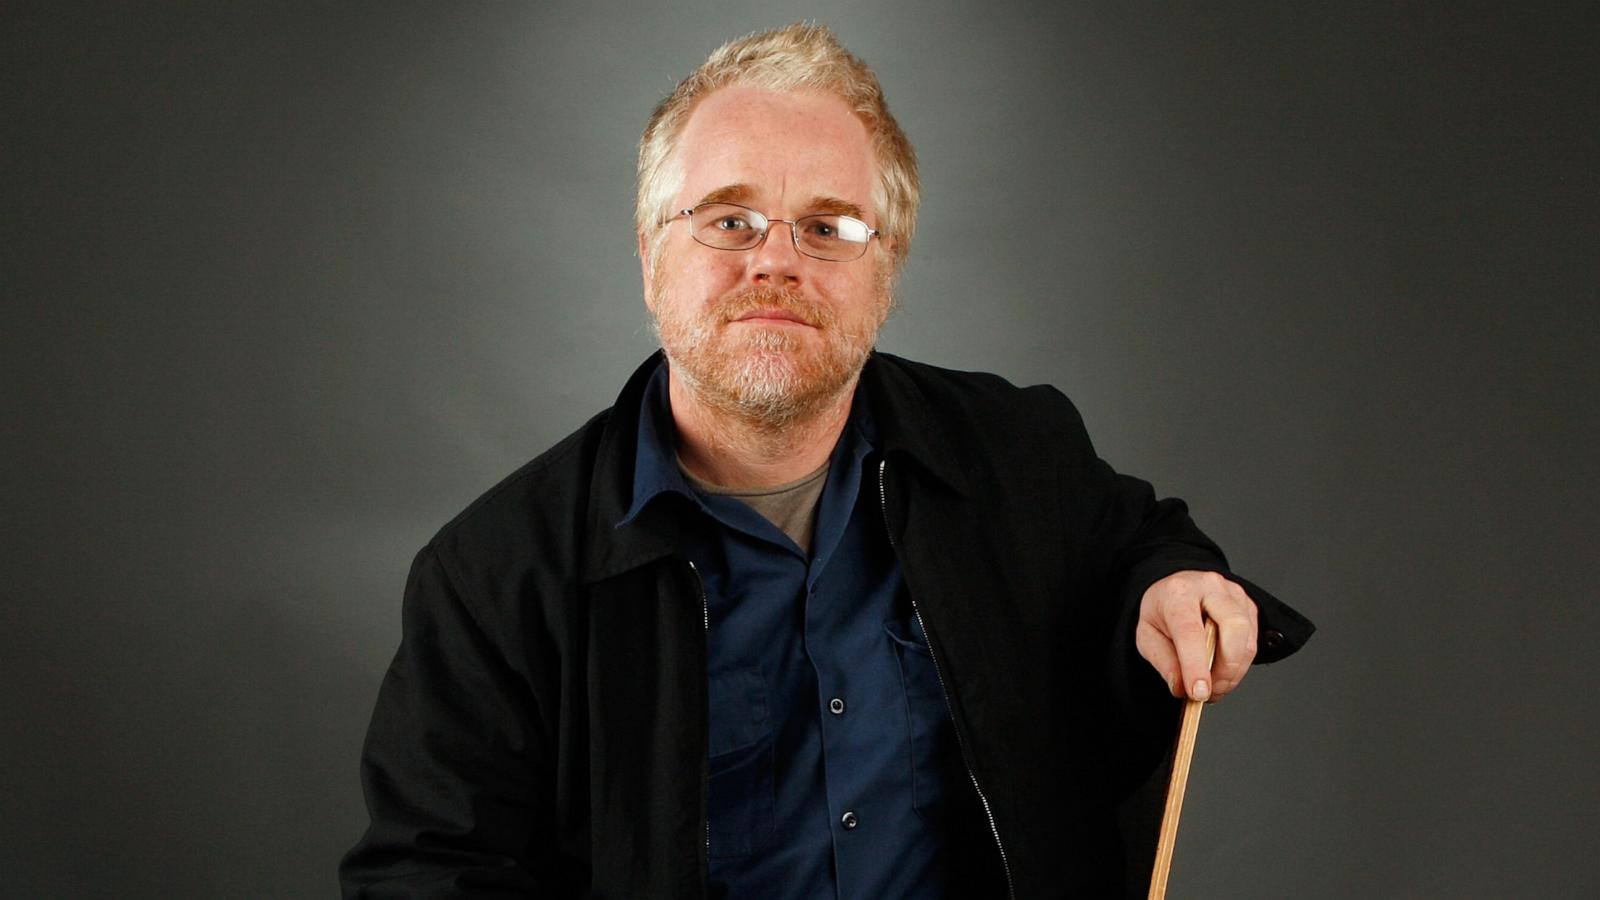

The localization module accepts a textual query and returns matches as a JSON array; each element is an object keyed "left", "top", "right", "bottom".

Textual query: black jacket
[{"left": 341, "top": 352, "right": 1313, "bottom": 899}]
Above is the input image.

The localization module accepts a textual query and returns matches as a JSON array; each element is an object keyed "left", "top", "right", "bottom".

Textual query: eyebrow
[
  {"left": 803, "top": 195, "right": 866, "bottom": 220},
  {"left": 695, "top": 183, "right": 757, "bottom": 207},
  {"left": 692, "top": 184, "right": 867, "bottom": 221}
]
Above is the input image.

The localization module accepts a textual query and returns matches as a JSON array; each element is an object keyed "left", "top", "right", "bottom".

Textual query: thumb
[{"left": 1136, "top": 620, "right": 1184, "bottom": 698}]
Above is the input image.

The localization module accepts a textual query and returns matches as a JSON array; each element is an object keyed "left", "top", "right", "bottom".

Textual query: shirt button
[
  {"left": 841, "top": 811, "right": 858, "bottom": 830},
  {"left": 829, "top": 697, "right": 846, "bottom": 716}
]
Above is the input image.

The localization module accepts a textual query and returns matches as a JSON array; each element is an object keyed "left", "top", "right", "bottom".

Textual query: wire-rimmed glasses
[{"left": 672, "top": 202, "right": 879, "bottom": 262}]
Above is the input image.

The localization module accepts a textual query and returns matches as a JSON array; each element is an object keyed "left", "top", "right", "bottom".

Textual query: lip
[{"left": 733, "top": 308, "right": 813, "bottom": 326}]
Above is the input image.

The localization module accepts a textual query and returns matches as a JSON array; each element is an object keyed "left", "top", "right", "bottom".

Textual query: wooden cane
[{"left": 1147, "top": 618, "right": 1219, "bottom": 900}]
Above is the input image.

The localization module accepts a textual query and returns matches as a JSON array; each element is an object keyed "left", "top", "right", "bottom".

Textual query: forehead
[{"left": 674, "top": 85, "right": 877, "bottom": 215}]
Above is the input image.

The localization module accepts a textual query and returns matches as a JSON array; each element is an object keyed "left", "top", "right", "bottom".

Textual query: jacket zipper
[
  {"left": 877, "top": 458, "right": 1016, "bottom": 900},
  {"left": 687, "top": 558, "right": 711, "bottom": 896},
  {"left": 690, "top": 559, "right": 709, "bottom": 631}
]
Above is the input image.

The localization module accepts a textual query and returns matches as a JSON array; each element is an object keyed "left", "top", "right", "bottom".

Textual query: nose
[{"left": 748, "top": 220, "right": 803, "bottom": 285}]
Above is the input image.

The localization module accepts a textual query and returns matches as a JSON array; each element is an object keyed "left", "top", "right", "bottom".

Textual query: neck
[{"left": 667, "top": 367, "right": 857, "bottom": 490}]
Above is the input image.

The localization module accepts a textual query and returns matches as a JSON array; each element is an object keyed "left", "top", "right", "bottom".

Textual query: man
[{"left": 341, "top": 23, "right": 1312, "bottom": 899}]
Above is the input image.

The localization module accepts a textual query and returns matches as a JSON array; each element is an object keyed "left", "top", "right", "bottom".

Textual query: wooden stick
[{"left": 1147, "top": 618, "right": 1219, "bottom": 900}]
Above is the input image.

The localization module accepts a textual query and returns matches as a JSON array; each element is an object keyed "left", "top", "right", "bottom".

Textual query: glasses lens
[
  {"left": 794, "top": 214, "right": 872, "bottom": 261},
  {"left": 688, "top": 204, "right": 766, "bottom": 250}
]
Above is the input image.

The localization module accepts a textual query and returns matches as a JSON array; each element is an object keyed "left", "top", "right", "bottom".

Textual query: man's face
[{"left": 642, "top": 85, "right": 893, "bottom": 426}]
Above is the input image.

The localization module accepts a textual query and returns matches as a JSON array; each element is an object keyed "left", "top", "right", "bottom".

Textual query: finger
[
  {"left": 1202, "top": 585, "right": 1259, "bottom": 698},
  {"left": 1136, "top": 620, "right": 1184, "bottom": 697},
  {"left": 1166, "top": 602, "right": 1212, "bottom": 701}
]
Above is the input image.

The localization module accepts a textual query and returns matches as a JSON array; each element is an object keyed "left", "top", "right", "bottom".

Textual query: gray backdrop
[{"left": 5, "top": 2, "right": 1596, "bottom": 897}]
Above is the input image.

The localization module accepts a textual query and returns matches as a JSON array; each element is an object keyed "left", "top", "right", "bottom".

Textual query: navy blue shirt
[{"left": 619, "top": 361, "right": 963, "bottom": 899}]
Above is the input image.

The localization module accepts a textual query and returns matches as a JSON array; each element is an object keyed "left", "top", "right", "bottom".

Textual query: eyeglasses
[{"left": 671, "top": 202, "right": 879, "bottom": 262}]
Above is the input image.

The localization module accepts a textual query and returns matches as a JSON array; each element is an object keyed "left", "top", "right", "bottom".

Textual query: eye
[
  {"left": 801, "top": 218, "right": 842, "bottom": 241},
  {"left": 714, "top": 215, "right": 751, "bottom": 231}
]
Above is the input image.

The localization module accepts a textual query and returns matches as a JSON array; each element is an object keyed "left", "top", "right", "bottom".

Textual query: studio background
[{"left": 5, "top": 2, "right": 1595, "bottom": 897}]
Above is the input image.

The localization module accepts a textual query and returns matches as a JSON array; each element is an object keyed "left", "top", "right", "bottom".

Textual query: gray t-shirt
[{"left": 681, "top": 459, "right": 831, "bottom": 555}]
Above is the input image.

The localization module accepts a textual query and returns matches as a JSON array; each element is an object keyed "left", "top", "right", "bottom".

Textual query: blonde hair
[{"left": 636, "top": 23, "right": 919, "bottom": 273}]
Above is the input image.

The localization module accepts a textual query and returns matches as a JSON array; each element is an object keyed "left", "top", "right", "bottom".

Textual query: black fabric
[{"left": 340, "top": 351, "right": 1315, "bottom": 899}]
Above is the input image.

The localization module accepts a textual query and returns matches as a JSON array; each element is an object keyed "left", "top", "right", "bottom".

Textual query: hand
[{"left": 1136, "top": 570, "right": 1258, "bottom": 702}]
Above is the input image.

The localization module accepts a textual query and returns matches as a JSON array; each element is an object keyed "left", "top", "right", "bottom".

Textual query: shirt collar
[
  {"left": 617, "top": 359, "right": 700, "bottom": 528},
  {"left": 617, "top": 358, "right": 880, "bottom": 529},
  {"left": 579, "top": 350, "right": 965, "bottom": 585}
]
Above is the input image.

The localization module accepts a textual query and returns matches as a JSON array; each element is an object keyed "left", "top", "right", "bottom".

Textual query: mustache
[{"left": 715, "top": 286, "right": 835, "bottom": 328}]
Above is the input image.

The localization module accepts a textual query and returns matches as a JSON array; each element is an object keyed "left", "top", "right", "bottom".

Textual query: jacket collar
[
  {"left": 857, "top": 351, "right": 977, "bottom": 498},
  {"left": 578, "top": 350, "right": 974, "bottom": 584},
  {"left": 580, "top": 351, "right": 680, "bottom": 584}
]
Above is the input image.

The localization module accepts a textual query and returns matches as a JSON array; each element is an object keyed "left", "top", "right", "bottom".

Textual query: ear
[
  {"left": 637, "top": 230, "right": 656, "bottom": 312},
  {"left": 877, "top": 235, "right": 900, "bottom": 275}
]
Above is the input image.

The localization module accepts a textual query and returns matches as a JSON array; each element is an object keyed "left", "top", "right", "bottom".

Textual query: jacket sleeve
[
  {"left": 1053, "top": 397, "right": 1314, "bottom": 794},
  {"left": 1097, "top": 466, "right": 1315, "bottom": 693},
  {"left": 339, "top": 545, "right": 573, "bottom": 899}
]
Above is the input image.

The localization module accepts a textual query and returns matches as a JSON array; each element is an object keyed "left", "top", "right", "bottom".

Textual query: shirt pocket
[
  {"left": 884, "top": 619, "right": 956, "bottom": 820},
  {"left": 706, "top": 666, "right": 774, "bottom": 858}
]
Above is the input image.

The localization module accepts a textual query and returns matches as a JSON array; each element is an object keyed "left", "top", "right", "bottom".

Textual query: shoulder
[
  {"left": 862, "top": 352, "right": 1103, "bottom": 500},
  {"left": 870, "top": 352, "right": 1090, "bottom": 436},
  {"left": 423, "top": 407, "right": 611, "bottom": 585}
]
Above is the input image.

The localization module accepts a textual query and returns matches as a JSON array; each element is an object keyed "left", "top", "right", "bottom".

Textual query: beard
[{"left": 648, "top": 268, "right": 892, "bottom": 429}]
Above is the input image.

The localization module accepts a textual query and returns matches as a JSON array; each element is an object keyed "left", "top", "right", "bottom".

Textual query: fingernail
[
  {"left": 1193, "top": 679, "right": 1210, "bottom": 701},
  {"left": 1165, "top": 673, "right": 1178, "bottom": 696}
]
